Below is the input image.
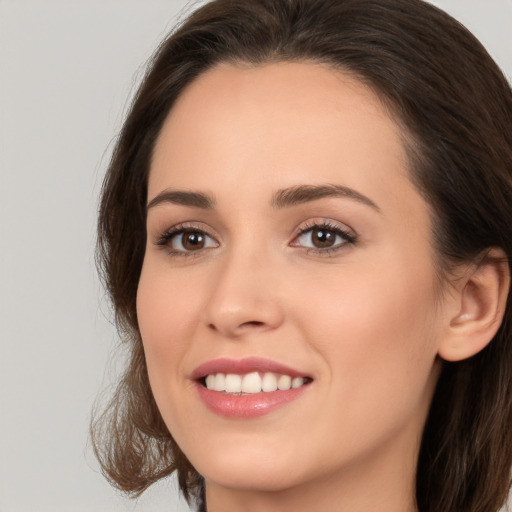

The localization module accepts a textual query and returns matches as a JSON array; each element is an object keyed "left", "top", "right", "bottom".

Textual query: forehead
[{"left": 149, "top": 61, "right": 416, "bottom": 215}]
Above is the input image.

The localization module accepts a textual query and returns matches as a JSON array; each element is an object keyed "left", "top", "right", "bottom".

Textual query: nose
[{"left": 202, "top": 248, "right": 284, "bottom": 339}]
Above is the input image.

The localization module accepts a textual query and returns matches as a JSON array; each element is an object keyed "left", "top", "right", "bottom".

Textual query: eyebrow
[
  {"left": 271, "top": 184, "right": 380, "bottom": 212},
  {"left": 147, "top": 183, "right": 380, "bottom": 212},
  {"left": 147, "top": 190, "right": 215, "bottom": 210}
]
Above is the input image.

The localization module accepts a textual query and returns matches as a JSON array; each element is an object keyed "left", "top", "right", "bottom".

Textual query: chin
[
  {"left": 202, "top": 463, "right": 304, "bottom": 493},
  {"left": 185, "top": 438, "right": 309, "bottom": 492}
]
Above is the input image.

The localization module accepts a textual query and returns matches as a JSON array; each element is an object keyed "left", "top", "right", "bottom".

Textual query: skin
[{"left": 137, "top": 61, "right": 459, "bottom": 512}]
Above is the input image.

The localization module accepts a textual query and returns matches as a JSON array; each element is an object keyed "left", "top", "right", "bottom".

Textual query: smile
[
  {"left": 192, "top": 358, "right": 313, "bottom": 418},
  {"left": 204, "top": 372, "right": 309, "bottom": 394}
]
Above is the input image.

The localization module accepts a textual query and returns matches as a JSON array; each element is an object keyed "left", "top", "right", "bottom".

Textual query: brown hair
[{"left": 92, "top": 1, "right": 512, "bottom": 510}]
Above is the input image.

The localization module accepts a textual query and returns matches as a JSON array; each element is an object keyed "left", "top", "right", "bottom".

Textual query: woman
[{"left": 92, "top": 0, "right": 512, "bottom": 511}]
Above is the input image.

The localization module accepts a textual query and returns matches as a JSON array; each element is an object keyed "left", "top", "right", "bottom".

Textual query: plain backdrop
[{"left": 0, "top": 1, "right": 511, "bottom": 511}]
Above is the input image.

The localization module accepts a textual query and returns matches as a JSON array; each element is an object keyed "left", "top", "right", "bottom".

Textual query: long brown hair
[{"left": 92, "top": 1, "right": 512, "bottom": 510}]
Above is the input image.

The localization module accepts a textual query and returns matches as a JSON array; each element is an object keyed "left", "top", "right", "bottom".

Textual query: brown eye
[
  {"left": 294, "top": 223, "right": 355, "bottom": 252},
  {"left": 169, "top": 229, "right": 217, "bottom": 252},
  {"left": 310, "top": 227, "right": 337, "bottom": 248},
  {"left": 180, "top": 231, "right": 205, "bottom": 250}
]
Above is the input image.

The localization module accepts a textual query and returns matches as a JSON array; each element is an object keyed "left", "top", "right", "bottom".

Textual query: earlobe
[{"left": 438, "top": 248, "right": 510, "bottom": 362}]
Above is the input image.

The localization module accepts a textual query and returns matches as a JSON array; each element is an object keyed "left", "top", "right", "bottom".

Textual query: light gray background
[{"left": 1, "top": 1, "right": 511, "bottom": 511}]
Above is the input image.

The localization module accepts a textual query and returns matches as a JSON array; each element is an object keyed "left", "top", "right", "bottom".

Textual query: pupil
[
  {"left": 183, "top": 232, "right": 204, "bottom": 250},
  {"left": 313, "top": 228, "right": 335, "bottom": 248}
]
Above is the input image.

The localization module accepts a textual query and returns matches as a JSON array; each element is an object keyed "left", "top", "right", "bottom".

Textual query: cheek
[
  {"left": 285, "top": 259, "right": 442, "bottom": 467},
  {"left": 137, "top": 261, "right": 199, "bottom": 350},
  {"left": 136, "top": 262, "right": 201, "bottom": 401},
  {"left": 293, "top": 253, "right": 441, "bottom": 406}
]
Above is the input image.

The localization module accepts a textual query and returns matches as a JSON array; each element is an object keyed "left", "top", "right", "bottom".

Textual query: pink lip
[
  {"left": 195, "top": 384, "right": 309, "bottom": 418},
  {"left": 191, "top": 357, "right": 309, "bottom": 380},
  {"left": 191, "top": 357, "right": 312, "bottom": 419}
]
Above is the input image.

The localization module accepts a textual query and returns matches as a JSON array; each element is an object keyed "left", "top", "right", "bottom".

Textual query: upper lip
[{"left": 191, "top": 357, "right": 311, "bottom": 381}]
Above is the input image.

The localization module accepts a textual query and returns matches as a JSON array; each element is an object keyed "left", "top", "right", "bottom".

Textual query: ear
[{"left": 438, "top": 248, "right": 510, "bottom": 362}]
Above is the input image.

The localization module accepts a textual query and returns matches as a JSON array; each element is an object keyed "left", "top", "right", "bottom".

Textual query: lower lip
[{"left": 195, "top": 383, "right": 309, "bottom": 418}]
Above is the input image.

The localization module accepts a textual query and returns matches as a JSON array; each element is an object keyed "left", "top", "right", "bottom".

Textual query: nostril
[
  {"left": 208, "top": 320, "right": 265, "bottom": 331},
  {"left": 207, "top": 319, "right": 269, "bottom": 337},
  {"left": 243, "top": 321, "right": 265, "bottom": 327}
]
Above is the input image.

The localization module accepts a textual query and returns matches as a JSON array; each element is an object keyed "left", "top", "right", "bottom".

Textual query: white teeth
[
  {"left": 205, "top": 374, "right": 216, "bottom": 390},
  {"left": 292, "top": 377, "right": 304, "bottom": 388},
  {"left": 277, "top": 374, "right": 292, "bottom": 390},
  {"left": 225, "top": 374, "right": 242, "bottom": 393},
  {"left": 214, "top": 373, "right": 226, "bottom": 392},
  {"left": 261, "top": 372, "right": 278, "bottom": 392},
  {"left": 204, "top": 372, "right": 309, "bottom": 393},
  {"left": 241, "top": 372, "right": 261, "bottom": 393}
]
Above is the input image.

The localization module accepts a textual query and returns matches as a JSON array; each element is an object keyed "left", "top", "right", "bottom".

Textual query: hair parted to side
[{"left": 92, "top": 0, "right": 512, "bottom": 510}]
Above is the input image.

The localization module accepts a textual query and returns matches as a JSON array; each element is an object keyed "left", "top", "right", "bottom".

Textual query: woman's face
[{"left": 137, "top": 62, "right": 447, "bottom": 500}]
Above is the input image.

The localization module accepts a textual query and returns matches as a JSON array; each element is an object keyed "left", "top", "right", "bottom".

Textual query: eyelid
[
  {"left": 292, "top": 217, "right": 356, "bottom": 238},
  {"left": 154, "top": 222, "right": 220, "bottom": 255},
  {"left": 290, "top": 218, "right": 358, "bottom": 253},
  {"left": 152, "top": 218, "right": 357, "bottom": 258}
]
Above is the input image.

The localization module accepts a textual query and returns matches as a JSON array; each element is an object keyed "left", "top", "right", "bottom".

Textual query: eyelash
[
  {"left": 291, "top": 221, "right": 357, "bottom": 256},
  {"left": 155, "top": 223, "right": 217, "bottom": 258},
  {"left": 154, "top": 221, "right": 357, "bottom": 258}
]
